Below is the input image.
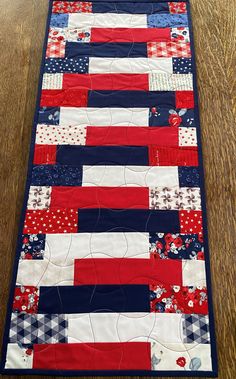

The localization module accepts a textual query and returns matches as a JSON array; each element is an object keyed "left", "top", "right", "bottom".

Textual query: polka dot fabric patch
[
  {"left": 1, "top": 0, "right": 217, "bottom": 377},
  {"left": 23, "top": 208, "right": 78, "bottom": 234}
]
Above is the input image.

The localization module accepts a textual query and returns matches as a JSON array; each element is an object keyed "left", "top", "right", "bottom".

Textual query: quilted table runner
[{"left": 1, "top": 0, "right": 217, "bottom": 376}]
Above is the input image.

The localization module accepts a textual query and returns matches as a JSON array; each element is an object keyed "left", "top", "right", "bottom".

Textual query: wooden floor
[{"left": 0, "top": 1, "right": 235, "bottom": 378}]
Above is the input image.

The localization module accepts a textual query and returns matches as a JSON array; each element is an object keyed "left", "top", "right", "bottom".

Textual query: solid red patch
[
  {"left": 86, "top": 126, "right": 178, "bottom": 146},
  {"left": 149, "top": 146, "right": 199, "bottom": 166},
  {"left": 91, "top": 27, "right": 171, "bottom": 43},
  {"left": 176, "top": 91, "right": 194, "bottom": 108},
  {"left": 33, "top": 145, "right": 57, "bottom": 165},
  {"left": 33, "top": 342, "right": 151, "bottom": 370},
  {"left": 63, "top": 73, "right": 149, "bottom": 91},
  {"left": 50, "top": 187, "right": 149, "bottom": 209},
  {"left": 40, "top": 89, "right": 88, "bottom": 107},
  {"left": 74, "top": 258, "right": 182, "bottom": 285}
]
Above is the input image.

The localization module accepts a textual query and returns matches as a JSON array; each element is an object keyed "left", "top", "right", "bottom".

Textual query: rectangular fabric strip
[{"left": 0, "top": 0, "right": 217, "bottom": 377}]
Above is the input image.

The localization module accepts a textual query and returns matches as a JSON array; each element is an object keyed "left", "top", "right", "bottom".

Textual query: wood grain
[{"left": 0, "top": 1, "right": 235, "bottom": 378}]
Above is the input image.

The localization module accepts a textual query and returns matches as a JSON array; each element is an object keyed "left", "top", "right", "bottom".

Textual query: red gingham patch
[
  {"left": 168, "top": 2, "right": 187, "bottom": 14},
  {"left": 46, "top": 41, "right": 65, "bottom": 58},
  {"left": 147, "top": 41, "right": 191, "bottom": 58},
  {"left": 23, "top": 209, "right": 78, "bottom": 234},
  {"left": 52, "top": 1, "right": 92, "bottom": 13},
  {"left": 179, "top": 210, "right": 203, "bottom": 234}
]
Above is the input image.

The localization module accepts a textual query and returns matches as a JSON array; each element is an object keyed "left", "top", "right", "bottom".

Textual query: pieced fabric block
[
  {"left": 148, "top": 41, "right": 191, "bottom": 58},
  {"left": 182, "top": 315, "right": 210, "bottom": 344},
  {"left": 50, "top": 14, "right": 69, "bottom": 28},
  {"left": 171, "top": 27, "right": 190, "bottom": 42},
  {"left": 23, "top": 209, "right": 78, "bottom": 234},
  {"left": 1, "top": 0, "right": 216, "bottom": 376},
  {"left": 42, "top": 74, "right": 63, "bottom": 89},
  {"left": 179, "top": 127, "right": 197, "bottom": 146},
  {"left": 46, "top": 42, "right": 66, "bottom": 58},
  {"left": 52, "top": 1, "right": 92, "bottom": 14},
  {"left": 149, "top": 187, "right": 201, "bottom": 210},
  {"left": 149, "top": 73, "right": 193, "bottom": 91},
  {"left": 179, "top": 210, "right": 203, "bottom": 234},
  {"left": 27, "top": 186, "right": 52, "bottom": 210},
  {"left": 36, "top": 124, "right": 86, "bottom": 145},
  {"left": 173, "top": 57, "right": 192, "bottom": 73},
  {"left": 168, "top": 2, "right": 187, "bottom": 14},
  {"left": 10, "top": 313, "right": 68, "bottom": 344}
]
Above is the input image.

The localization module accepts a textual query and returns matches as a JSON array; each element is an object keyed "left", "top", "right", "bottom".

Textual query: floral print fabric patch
[{"left": 0, "top": 0, "right": 217, "bottom": 376}]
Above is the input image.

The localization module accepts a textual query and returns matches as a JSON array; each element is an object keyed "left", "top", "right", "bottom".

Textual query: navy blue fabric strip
[
  {"left": 44, "top": 57, "right": 89, "bottom": 74},
  {"left": 31, "top": 165, "right": 83, "bottom": 186},
  {"left": 78, "top": 209, "right": 180, "bottom": 232},
  {"left": 38, "top": 285, "right": 150, "bottom": 313},
  {"left": 88, "top": 91, "right": 176, "bottom": 108},
  {"left": 66, "top": 42, "right": 148, "bottom": 58},
  {"left": 92, "top": 2, "right": 170, "bottom": 13},
  {"left": 56, "top": 146, "right": 149, "bottom": 166}
]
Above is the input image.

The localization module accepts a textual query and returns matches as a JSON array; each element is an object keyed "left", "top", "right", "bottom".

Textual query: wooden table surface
[{"left": 0, "top": 1, "right": 235, "bottom": 378}]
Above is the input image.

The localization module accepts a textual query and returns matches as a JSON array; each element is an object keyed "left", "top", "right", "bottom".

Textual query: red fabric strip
[
  {"left": 86, "top": 126, "right": 178, "bottom": 146},
  {"left": 33, "top": 145, "right": 57, "bottom": 165},
  {"left": 74, "top": 258, "right": 182, "bottom": 285},
  {"left": 149, "top": 146, "right": 199, "bottom": 166},
  {"left": 33, "top": 342, "right": 151, "bottom": 370},
  {"left": 63, "top": 73, "right": 149, "bottom": 91},
  {"left": 40, "top": 89, "right": 88, "bottom": 107},
  {"left": 51, "top": 187, "right": 149, "bottom": 209},
  {"left": 175, "top": 91, "right": 194, "bottom": 109},
  {"left": 91, "top": 27, "right": 171, "bottom": 43},
  {"left": 23, "top": 209, "right": 78, "bottom": 234}
]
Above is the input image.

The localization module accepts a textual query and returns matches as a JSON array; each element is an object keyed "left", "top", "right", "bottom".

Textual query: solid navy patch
[
  {"left": 88, "top": 91, "right": 175, "bottom": 108},
  {"left": 92, "top": 2, "right": 169, "bottom": 14},
  {"left": 56, "top": 146, "right": 149, "bottom": 166},
  {"left": 38, "top": 285, "right": 150, "bottom": 313},
  {"left": 78, "top": 209, "right": 180, "bottom": 232},
  {"left": 66, "top": 42, "right": 147, "bottom": 58}
]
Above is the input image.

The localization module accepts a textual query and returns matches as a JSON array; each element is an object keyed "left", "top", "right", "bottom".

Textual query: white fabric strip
[
  {"left": 67, "top": 313, "right": 183, "bottom": 344},
  {"left": 151, "top": 342, "right": 212, "bottom": 371},
  {"left": 89, "top": 58, "right": 173, "bottom": 74},
  {"left": 182, "top": 260, "right": 206, "bottom": 286},
  {"left": 36, "top": 124, "right": 87, "bottom": 145},
  {"left": 16, "top": 260, "right": 74, "bottom": 286},
  {"left": 5, "top": 344, "right": 33, "bottom": 369},
  {"left": 59, "top": 107, "right": 149, "bottom": 126},
  {"left": 82, "top": 166, "right": 179, "bottom": 187},
  {"left": 68, "top": 13, "right": 147, "bottom": 28},
  {"left": 149, "top": 73, "right": 193, "bottom": 91},
  {"left": 42, "top": 73, "right": 63, "bottom": 89},
  {"left": 45, "top": 232, "right": 149, "bottom": 262}
]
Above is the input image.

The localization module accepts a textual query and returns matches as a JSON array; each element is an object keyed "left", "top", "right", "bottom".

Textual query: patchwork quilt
[{"left": 0, "top": 0, "right": 217, "bottom": 376}]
